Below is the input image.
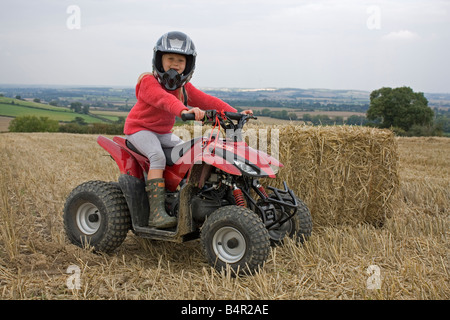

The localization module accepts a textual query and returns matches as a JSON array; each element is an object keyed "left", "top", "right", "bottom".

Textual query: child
[{"left": 124, "top": 31, "right": 252, "bottom": 229}]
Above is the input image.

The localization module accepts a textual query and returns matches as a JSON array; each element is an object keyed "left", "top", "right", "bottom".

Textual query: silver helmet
[{"left": 152, "top": 31, "right": 197, "bottom": 90}]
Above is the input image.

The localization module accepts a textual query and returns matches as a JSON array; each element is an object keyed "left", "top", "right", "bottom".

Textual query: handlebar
[
  {"left": 181, "top": 110, "right": 257, "bottom": 142},
  {"left": 223, "top": 112, "right": 246, "bottom": 121},
  {"left": 181, "top": 110, "right": 256, "bottom": 122}
]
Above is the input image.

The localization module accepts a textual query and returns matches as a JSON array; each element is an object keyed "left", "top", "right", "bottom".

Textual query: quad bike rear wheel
[
  {"left": 63, "top": 180, "right": 131, "bottom": 253},
  {"left": 201, "top": 205, "right": 270, "bottom": 276}
]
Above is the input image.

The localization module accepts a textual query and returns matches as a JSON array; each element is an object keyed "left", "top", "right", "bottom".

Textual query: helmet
[{"left": 152, "top": 31, "right": 197, "bottom": 91}]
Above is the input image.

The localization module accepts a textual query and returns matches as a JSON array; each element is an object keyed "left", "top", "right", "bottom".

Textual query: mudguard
[
  {"left": 195, "top": 152, "right": 242, "bottom": 176},
  {"left": 97, "top": 136, "right": 144, "bottom": 179},
  {"left": 118, "top": 174, "right": 149, "bottom": 228}
]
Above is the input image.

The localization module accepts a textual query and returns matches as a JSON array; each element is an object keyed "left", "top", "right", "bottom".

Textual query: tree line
[
  {"left": 231, "top": 99, "right": 369, "bottom": 113},
  {"left": 7, "top": 86, "right": 450, "bottom": 137},
  {"left": 247, "top": 86, "right": 449, "bottom": 136},
  {"left": 249, "top": 107, "right": 368, "bottom": 125},
  {"left": 8, "top": 116, "right": 124, "bottom": 135}
]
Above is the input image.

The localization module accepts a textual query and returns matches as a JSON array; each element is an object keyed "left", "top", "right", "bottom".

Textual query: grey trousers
[{"left": 126, "top": 130, "right": 184, "bottom": 170}]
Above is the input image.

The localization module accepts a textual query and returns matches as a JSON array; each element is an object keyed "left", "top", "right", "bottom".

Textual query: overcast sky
[{"left": 0, "top": 0, "right": 449, "bottom": 93}]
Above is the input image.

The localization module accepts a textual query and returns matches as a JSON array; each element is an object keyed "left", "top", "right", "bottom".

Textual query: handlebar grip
[
  {"left": 181, "top": 112, "right": 196, "bottom": 121},
  {"left": 182, "top": 110, "right": 255, "bottom": 122},
  {"left": 224, "top": 112, "right": 244, "bottom": 120}
]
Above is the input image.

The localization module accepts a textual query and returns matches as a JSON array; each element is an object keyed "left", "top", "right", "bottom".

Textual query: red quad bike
[{"left": 63, "top": 110, "right": 312, "bottom": 275}]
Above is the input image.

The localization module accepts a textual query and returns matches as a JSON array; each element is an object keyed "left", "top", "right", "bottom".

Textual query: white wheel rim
[
  {"left": 76, "top": 203, "right": 101, "bottom": 235},
  {"left": 212, "top": 226, "right": 246, "bottom": 263}
]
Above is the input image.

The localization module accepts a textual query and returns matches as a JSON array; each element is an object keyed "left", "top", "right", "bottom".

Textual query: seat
[{"left": 125, "top": 138, "right": 202, "bottom": 166}]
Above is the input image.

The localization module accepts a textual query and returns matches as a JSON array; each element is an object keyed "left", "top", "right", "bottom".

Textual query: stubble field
[{"left": 0, "top": 130, "right": 448, "bottom": 300}]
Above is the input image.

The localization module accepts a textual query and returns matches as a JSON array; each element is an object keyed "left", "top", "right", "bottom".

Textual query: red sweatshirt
[{"left": 124, "top": 74, "right": 237, "bottom": 135}]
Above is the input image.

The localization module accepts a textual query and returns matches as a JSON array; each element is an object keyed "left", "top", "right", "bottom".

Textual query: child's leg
[
  {"left": 126, "top": 130, "right": 167, "bottom": 171},
  {"left": 148, "top": 132, "right": 184, "bottom": 179},
  {"left": 126, "top": 130, "right": 177, "bottom": 228},
  {"left": 127, "top": 131, "right": 184, "bottom": 176}
]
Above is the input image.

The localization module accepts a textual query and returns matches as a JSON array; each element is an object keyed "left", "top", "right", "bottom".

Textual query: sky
[{"left": 0, "top": 0, "right": 449, "bottom": 93}]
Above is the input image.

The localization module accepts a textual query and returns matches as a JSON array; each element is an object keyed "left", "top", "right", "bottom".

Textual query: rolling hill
[{"left": 0, "top": 96, "right": 123, "bottom": 125}]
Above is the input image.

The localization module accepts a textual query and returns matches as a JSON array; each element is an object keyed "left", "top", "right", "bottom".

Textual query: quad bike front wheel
[
  {"left": 201, "top": 205, "right": 270, "bottom": 276},
  {"left": 268, "top": 196, "right": 313, "bottom": 246},
  {"left": 63, "top": 180, "right": 131, "bottom": 253}
]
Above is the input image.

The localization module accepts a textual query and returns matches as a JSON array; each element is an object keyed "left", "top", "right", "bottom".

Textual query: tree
[
  {"left": 72, "top": 116, "right": 87, "bottom": 125},
  {"left": 346, "top": 115, "right": 367, "bottom": 126},
  {"left": 288, "top": 112, "right": 298, "bottom": 120},
  {"left": 367, "top": 86, "right": 434, "bottom": 131},
  {"left": 9, "top": 116, "right": 59, "bottom": 132},
  {"left": 302, "top": 114, "right": 312, "bottom": 122},
  {"left": 70, "top": 102, "right": 83, "bottom": 113},
  {"left": 82, "top": 104, "right": 90, "bottom": 114},
  {"left": 334, "top": 116, "right": 344, "bottom": 125},
  {"left": 311, "top": 114, "right": 330, "bottom": 125}
]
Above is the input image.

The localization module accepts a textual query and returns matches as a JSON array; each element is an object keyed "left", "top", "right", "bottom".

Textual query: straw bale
[{"left": 268, "top": 125, "right": 400, "bottom": 227}]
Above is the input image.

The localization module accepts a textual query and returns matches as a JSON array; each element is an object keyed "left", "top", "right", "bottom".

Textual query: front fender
[
  {"left": 194, "top": 152, "right": 242, "bottom": 176},
  {"left": 259, "top": 151, "right": 284, "bottom": 168},
  {"left": 97, "top": 136, "right": 144, "bottom": 179}
]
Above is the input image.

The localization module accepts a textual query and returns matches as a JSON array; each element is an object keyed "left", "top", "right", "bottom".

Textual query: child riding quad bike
[{"left": 63, "top": 110, "right": 312, "bottom": 275}]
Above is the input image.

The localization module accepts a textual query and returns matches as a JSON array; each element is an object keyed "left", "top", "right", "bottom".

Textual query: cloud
[{"left": 382, "top": 30, "right": 420, "bottom": 41}]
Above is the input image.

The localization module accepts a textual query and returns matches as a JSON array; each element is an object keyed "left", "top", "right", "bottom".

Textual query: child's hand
[
  {"left": 181, "top": 108, "right": 205, "bottom": 121},
  {"left": 240, "top": 109, "right": 253, "bottom": 115}
]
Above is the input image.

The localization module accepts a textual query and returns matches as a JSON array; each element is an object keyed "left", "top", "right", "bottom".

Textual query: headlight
[{"left": 234, "top": 160, "right": 260, "bottom": 176}]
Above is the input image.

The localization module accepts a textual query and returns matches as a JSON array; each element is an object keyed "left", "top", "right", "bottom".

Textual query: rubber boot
[{"left": 146, "top": 178, "right": 177, "bottom": 229}]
